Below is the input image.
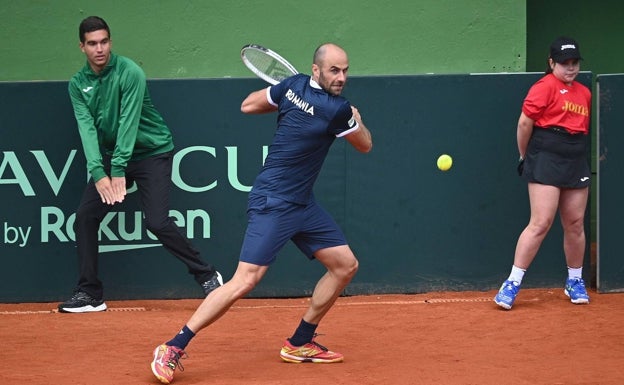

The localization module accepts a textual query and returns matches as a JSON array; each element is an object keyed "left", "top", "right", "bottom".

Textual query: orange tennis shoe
[
  {"left": 151, "top": 344, "right": 186, "bottom": 384},
  {"left": 280, "top": 338, "right": 344, "bottom": 363}
]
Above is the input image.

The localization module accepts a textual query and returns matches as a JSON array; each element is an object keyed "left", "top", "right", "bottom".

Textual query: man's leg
[
  {"left": 304, "top": 245, "right": 359, "bottom": 324},
  {"left": 152, "top": 193, "right": 300, "bottom": 382},
  {"left": 58, "top": 182, "right": 112, "bottom": 312},
  {"left": 187, "top": 261, "right": 268, "bottom": 331},
  {"left": 151, "top": 261, "right": 267, "bottom": 384},
  {"left": 280, "top": 245, "right": 358, "bottom": 363},
  {"left": 131, "top": 154, "right": 219, "bottom": 287}
]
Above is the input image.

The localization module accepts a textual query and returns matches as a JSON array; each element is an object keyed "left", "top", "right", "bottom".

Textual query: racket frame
[{"left": 240, "top": 44, "right": 299, "bottom": 85}]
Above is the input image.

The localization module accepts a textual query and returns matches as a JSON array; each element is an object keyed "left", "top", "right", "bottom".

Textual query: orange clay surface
[{"left": 1, "top": 289, "right": 623, "bottom": 385}]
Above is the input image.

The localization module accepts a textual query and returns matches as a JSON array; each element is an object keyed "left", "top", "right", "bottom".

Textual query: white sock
[
  {"left": 508, "top": 265, "right": 526, "bottom": 283},
  {"left": 568, "top": 267, "right": 583, "bottom": 280}
]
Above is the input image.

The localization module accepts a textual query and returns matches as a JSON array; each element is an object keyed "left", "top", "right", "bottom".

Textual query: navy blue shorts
[{"left": 238, "top": 194, "right": 347, "bottom": 266}]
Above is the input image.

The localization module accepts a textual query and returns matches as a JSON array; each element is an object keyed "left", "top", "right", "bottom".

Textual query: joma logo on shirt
[
  {"left": 562, "top": 100, "right": 589, "bottom": 116},
  {"left": 285, "top": 89, "right": 315, "bottom": 115}
]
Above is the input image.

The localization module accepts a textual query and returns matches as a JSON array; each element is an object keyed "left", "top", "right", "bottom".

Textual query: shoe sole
[
  {"left": 494, "top": 298, "right": 512, "bottom": 310},
  {"left": 564, "top": 289, "right": 589, "bottom": 304},
  {"left": 58, "top": 303, "right": 107, "bottom": 313},
  {"left": 150, "top": 365, "right": 171, "bottom": 385},
  {"left": 280, "top": 352, "right": 343, "bottom": 363}
]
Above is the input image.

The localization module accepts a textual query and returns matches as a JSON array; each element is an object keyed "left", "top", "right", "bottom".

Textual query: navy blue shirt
[{"left": 251, "top": 74, "right": 359, "bottom": 204}]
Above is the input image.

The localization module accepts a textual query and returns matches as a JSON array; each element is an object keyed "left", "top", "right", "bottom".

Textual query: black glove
[{"left": 517, "top": 157, "right": 524, "bottom": 176}]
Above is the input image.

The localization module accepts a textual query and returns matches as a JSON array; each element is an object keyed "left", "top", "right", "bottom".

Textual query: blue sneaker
[
  {"left": 564, "top": 278, "right": 590, "bottom": 304},
  {"left": 494, "top": 279, "right": 520, "bottom": 310}
]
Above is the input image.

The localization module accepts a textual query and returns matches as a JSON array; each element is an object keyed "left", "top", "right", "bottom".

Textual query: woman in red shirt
[{"left": 494, "top": 36, "right": 591, "bottom": 310}]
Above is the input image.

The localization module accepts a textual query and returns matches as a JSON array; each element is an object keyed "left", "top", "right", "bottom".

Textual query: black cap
[{"left": 549, "top": 36, "right": 582, "bottom": 63}]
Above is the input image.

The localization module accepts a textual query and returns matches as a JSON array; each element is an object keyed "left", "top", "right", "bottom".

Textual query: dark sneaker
[
  {"left": 200, "top": 271, "right": 223, "bottom": 296},
  {"left": 58, "top": 291, "right": 107, "bottom": 313}
]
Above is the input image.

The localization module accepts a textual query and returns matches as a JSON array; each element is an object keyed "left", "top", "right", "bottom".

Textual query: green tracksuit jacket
[{"left": 68, "top": 53, "right": 174, "bottom": 182}]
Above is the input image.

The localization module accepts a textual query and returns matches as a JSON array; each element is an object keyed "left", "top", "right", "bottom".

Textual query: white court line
[
  {"left": 0, "top": 310, "right": 54, "bottom": 315},
  {"left": 0, "top": 307, "right": 146, "bottom": 315},
  {"left": 1, "top": 297, "right": 512, "bottom": 314},
  {"left": 233, "top": 297, "right": 495, "bottom": 309}
]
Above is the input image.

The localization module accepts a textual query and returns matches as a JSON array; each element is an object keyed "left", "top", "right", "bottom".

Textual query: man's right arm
[
  {"left": 68, "top": 81, "right": 106, "bottom": 182},
  {"left": 241, "top": 87, "right": 278, "bottom": 114},
  {"left": 69, "top": 81, "right": 123, "bottom": 204}
]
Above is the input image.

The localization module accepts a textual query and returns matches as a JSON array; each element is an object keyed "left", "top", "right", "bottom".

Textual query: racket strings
[{"left": 243, "top": 49, "right": 296, "bottom": 84}]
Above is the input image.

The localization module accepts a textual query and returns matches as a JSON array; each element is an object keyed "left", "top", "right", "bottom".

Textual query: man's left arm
[
  {"left": 344, "top": 106, "right": 372, "bottom": 153},
  {"left": 110, "top": 63, "right": 146, "bottom": 197}
]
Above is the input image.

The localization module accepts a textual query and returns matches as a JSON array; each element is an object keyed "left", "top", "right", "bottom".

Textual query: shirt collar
[{"left": 309, "top": 78, "right": 321, "bottom": 89}]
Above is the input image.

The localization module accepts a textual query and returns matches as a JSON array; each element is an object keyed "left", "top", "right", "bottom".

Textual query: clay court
[{"left": 2, "top": 288, "right": 623, "bottom": 385}]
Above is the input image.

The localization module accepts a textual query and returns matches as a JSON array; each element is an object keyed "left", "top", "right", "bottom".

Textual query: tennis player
[
  {"left": 494, "top": 36, "right": 591, "bottom": 310},
  {"left": 151, "top": 43, "right": 372, "bottom": 383}
]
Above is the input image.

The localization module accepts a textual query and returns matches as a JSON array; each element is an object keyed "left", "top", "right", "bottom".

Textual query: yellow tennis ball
[{"left": 437, "top": 154, "right": 453, "bottom": 171}]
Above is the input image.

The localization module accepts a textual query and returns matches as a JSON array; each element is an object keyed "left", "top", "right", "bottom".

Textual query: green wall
[
  {"left": 0, "top": 0, "right": 525, "bottom": 81},
  {"left": 526, "top": 0, "right": 624, "bottom": 74},
  {"left": 596, "top": 75, "right": 624, "bottom": 292},
  {"left": 4, "top": 1, "right": 622, "bottom": 79},
  {"left": 0, "top": 74, "right": 593, "bottom": 302}
]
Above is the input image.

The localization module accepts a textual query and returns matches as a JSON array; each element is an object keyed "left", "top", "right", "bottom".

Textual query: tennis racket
[{"left": 240, "top": 44, "right": 298, "bottom": 85}]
